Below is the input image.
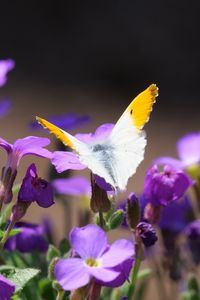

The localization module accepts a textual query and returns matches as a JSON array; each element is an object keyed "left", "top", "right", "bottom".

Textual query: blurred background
[{"left": 0, "top": 1, "right": 200, "bottom": 241}]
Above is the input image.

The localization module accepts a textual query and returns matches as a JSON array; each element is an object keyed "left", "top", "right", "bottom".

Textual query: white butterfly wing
[
  {"left": 36, "top": 84, "right": 158, "bottom": 192},
  {"left": 107, "top": 115, "right": 147, "bottom": 191}
]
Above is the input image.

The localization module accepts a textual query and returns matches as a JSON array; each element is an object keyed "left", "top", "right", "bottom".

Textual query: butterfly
[{"left": 36, "top": 84, "right": 158, "bottom": 192}]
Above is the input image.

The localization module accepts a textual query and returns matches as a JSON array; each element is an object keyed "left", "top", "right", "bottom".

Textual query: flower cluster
[{"left": 0, "top": 68, "right": 199, "bottom": 300}]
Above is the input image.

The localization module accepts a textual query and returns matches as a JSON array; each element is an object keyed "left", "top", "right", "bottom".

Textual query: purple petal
[
  {"left": 0, "top": 59, "right": 15, "bottom": 87},
  {"left": 70, "top": 224, "right": 107, "bottom": 259},
  {"left": 0, "top": 98, "right": 11, "bottom": 118},
  {"left": 101, "top": 239, "right": 134, "bottom": 268},
  {"left": 0, "top": 137, "right": 13, "bottom": 153},
  {"left": 154, "top": 157, "right": 184, "bottom": 170},
  {"left": 13, "top": 136, "right": 52, "bottom": 159},
  {"left": 54, "top": 258, "right": 90, "bottom": 290},
  {"left": 5, "top": 221, "right": 48, "bottom": 253},
  {"left": 159, "top": 196, "right": 193, "bottom": 233},
  {"left": 53, "top": 176, "right": 91, "bottom": 196},
  {"left": 75, "top": 123, "right": 114, "bottom": 143},
  {"left": 88, "top": 266, "right": 120, "bottom": 282},
  {"left": 51, "top": 151, "right": 86, "bottom": 172},
  {"left": 172, "top": 171, "right": 194, "bottom": 200},
  {"left": 0, "top": 274, "right": 15, "bottom": 299},
  {"left": 96, "top": 258, "right": 133, "bottom": 287},
  {"left": 18, "top": 163, "right": 54, "bottom": 208},
  {"left": 143, "top": 165, "right": 193, "bottom": 206},
  {"left": 177, "top": 132, "right": 200, "bottom": 166},
  {"left": 94, "top": 175, "right": 113, "bottom": 192}
]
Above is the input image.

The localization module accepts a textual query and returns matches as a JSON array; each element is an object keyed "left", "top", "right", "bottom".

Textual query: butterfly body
[{"left": 37, "top": 84, "right": 158, "bottom": 192}]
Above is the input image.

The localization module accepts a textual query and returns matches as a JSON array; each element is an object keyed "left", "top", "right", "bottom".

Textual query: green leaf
[
  {"left": 0, "top": 265, "right": 16, "bottom": 272},
  {"left": 46, "top": 244, "right": 60, "bottom": 262},
  {"left": 9, "top": 228, "right": 21, "bottom": 237},
  {"left": 7, "top": 268, "right": 40, "bottom": 292},
  {"left": 188, "top": 275, "right": 199, "bottom": 293},
  {"left": 59, "top": 238, "right": 71, "bottom": 256},
  {"left": 0, "top": 228, "right": 19, "bottom": 240},
  {"left": 109, "top": 209, "right": 124, "bottom": 230}
]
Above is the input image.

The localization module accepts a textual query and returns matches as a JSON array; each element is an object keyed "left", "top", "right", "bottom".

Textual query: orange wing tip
[
  {"left": 36, "top": 116, "right": 46, "bottom": 127},
  {"left": 129, "top": 84, "right": 158, "bottom": 130},
  {"left": 36, "top": 116, "right": 75, "bottom": 149},
  {"left": 148, "top": 84, "right": 159, "bottom": 98}
]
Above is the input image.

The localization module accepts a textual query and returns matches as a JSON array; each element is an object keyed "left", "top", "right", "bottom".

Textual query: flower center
[{"left": 85, "top": 258, "right": 100, "bottom": 267}]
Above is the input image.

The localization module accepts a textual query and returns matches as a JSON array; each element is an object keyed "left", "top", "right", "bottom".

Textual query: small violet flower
[
  {"left": 30, "top": 113, "right": 91, "bottom": 131},
  {"left": 18, "top": 163, "right": 54, "bottom": 208},
  {"left": 5, "top": 221, "right": 49, "bottom": 253},
  {"left": 0, "top": 136, "right": 52, "bottom": 204},
  {"left": 155, "top": 132, "right": 200, "bottom": 170},
  {"left": 54, "top": 224, "right": 134, "bottom": 291},
  {"left": 0, "top": 274, "right": 15, "bottom": 300},
  {"left": 51, "top": 123, "right": 114, "bottom": 173},
  {"left": 136, "top": 222, "right": 158, "bottom": 247},
  {"left": 0, "top": 59, "right": 15, "bottom": 88},
  {"left": 159, "top": 196, "right": 193, "bottom": 233},
  {"left": 143, "top": 165, "right": 193, "bottom": 206},
  {"left": 0, "top": 99, "right": 11, "bottom": 118}
]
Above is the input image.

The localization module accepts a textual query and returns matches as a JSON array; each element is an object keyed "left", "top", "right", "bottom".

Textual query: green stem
[
  {"left": 99, "top": 211, "right": 104, "bottom": 229},
  {"left": 56, "top": 290, "right": 64, "bottom": 300},
  {"left": 127, "top": 255, "right": 141, "bottom": 300},
  {"left": 0, "top": 219, "right": 15, "bottom": 250}
]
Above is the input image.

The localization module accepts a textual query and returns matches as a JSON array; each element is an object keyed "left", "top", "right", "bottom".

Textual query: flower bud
[
  {"left": 126, "top": 193, "right": 140, "bottom": 230},
  {"left": 0, "top": 167, "right": 17, "bottom": 204},
  {"left": 90, "top": 173, "right": 111, "bottom": 213},
  {"left": 136, "top": 222, "right": 158, "bottom": 247},
  {"left": 109, "top": 209, "right": 124, "bottom": 229},
  {"left": 10, "top": 201, "right": 30, "bottom": 223}
]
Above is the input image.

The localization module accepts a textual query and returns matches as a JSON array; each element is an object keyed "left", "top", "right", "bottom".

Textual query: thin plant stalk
[
  {"left": 127, "top": 255, "right": 141, "bottom": 300},
  {"left": 0, "top": 218, "right": 15, "bottom": 250},
  {"left": 56, "top": 290, "right": 65, "bottom": 300}
]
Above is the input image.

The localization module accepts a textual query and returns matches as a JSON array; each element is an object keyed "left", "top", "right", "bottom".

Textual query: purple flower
[
  {"left": 96, "top": 257, "right": 133, "bottom": 288},
  {"left": 0, "top": 59, "right": 15, "bottom": 88},
  {"left": 185, "top": 219, "right": 200, "bottom": 264},
  {"left": 155, "top": 132, "right": 200, "bottom": 169},
  {"left": 0, "top": 274, "right": 15, "bottom": 299},
  {"left": 51, "top": 124, "right": 114, "bottom": 173},
  {"left": 136, "top": 222, "right": 158, "bottom": 247},
  {"left": 143, "top": 165, "right": 193, "bottom": 206},
  {"left": 159, "top": 196, "right": 193, "bottom": 233},
  {"left": 5, "top": 221, "right": 48, "bottom": 253},
  {"left": 53, "top": 176, "right": 91, "bottom": 196},
  {"left": 185, "top": 219, "right": 200, "bottom": 239},
  {"left": 0, "top": 99, "right": 11, "bottom": 118},
  {"left": 0, "top": 136, "right": 52, "bottom": 172},
  {"left": 51, "top": 151, "right": 86, "bottom": 172},
  {"left": 54, "top": 224, "right": 134, "bottom": 291},
  {"left": 18, "top": 164, "right": 54, "bottom": 208},
  {"left": 0, "top": 136, "right": 52, "bottom": 203},
  {"left": 30, "top": 113, "right": 91, "bottom": 131}
]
